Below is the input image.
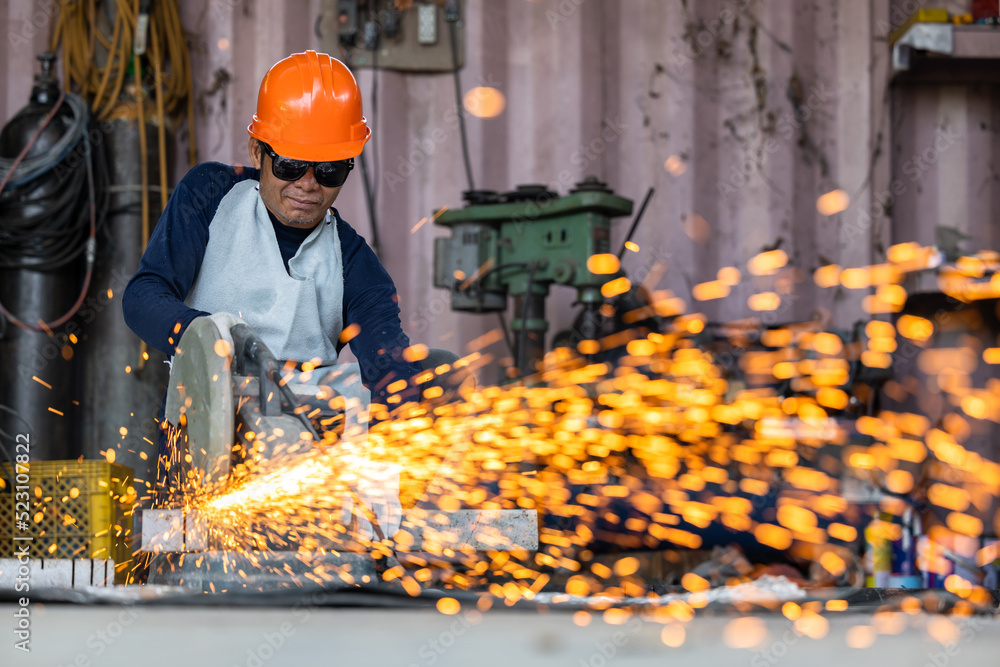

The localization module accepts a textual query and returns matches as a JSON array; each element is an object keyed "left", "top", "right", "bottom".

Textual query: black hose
[
  {"left": 0, "top": 94, "right": 89, "bottom": 188},
  {"left": 0, "top": 404, "right": 34, "bottom": 432},
  {"left": 358, "top": 150, "right": 380, "bottom": 259},
  {"left": 448, "top": 21, "right": 475, "bottom": 192},
  {"left": 0, "top": 92, "right": 104, "bottom": 272},
  {"left": 345, "top": 44, "right": 381, "bottom": 259},
  {"left": 617, "top": 187, "right": 655, "bottom": 260},
  {"left": 497, "top": 311, "right": 514, "bottom": 359},
  {"left": 459, "top": 261, "right": 527, "bottom": 291},
  {"left": 369, "top": 2, "right": 381, "bottom": 256}
]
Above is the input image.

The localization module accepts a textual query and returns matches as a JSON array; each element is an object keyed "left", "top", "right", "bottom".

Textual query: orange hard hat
[{"left": 248, "top": 50, "right": 370, "bottom": 161}]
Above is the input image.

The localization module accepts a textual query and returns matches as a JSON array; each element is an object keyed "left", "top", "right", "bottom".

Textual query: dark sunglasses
[{"left": 259, "top": 142, "right": 354, "bottom": 188}]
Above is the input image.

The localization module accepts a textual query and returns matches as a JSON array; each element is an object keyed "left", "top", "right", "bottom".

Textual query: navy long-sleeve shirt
[{"left": 122, "top": 162, "right": 420, "bottom": 403}]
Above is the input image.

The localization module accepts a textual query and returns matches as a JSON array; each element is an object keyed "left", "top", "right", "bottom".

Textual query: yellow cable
[
  {"left": 90, "top": 7, "right": 121, "bottom": 114},
  {"left": 99, "top": 10, "right": 130, "bottom": 119},
  {"left": 51, "top": 0, "right": 193, "bottom": 137},
  {"left": 49, "top": 2, "right": 63, "bottom": 52},
  {"left": 149, "top": 24, "right": 168, "bottom": 214},
  {"left": 135, "top": 83, "right": 148, "bottom": 235},
  {"left": 51, "top": 0, "right": 200, "bottom": 371},
  {"left": 87, "top": 0, "right": 96, "bottom": 85},
  {"left": 134, "top": 40, "right": 150, "bottom": 375},
  {"left": 98, "top": 0, "right": 135, "bottom": 120}
]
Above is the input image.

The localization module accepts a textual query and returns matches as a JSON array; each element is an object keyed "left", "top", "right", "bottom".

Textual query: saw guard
[{"left": 165, "top": 317, "right": 235, "bottom": 489}]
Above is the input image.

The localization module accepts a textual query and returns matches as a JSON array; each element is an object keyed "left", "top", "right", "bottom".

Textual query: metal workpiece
[
  {"left": 145, "top": 550, "right": 382, "bottom": 592},
  {"left": 141, "top": 506, "right": 538, "bottom": 592},
  {"left": 141, "top": 508, "right": 209, "bottom": 554},
  {"left": 394, "top": 508, "right": 539, "bottom": 552},
  {"left": 140, "top": 508, "right": 538, "bottom": 554}
]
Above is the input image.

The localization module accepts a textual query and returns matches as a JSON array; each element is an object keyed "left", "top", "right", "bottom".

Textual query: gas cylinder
[{"left": 0, "top": 53, "right": 95, "bottom": 460}]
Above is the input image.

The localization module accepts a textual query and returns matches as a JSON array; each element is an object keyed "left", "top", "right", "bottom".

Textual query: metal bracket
[
  {"left": 892, "top": 23, "right": 954, "bottom": 71},
  {"left": 319, "top": 0, "right": 466, "bottom": 73}
]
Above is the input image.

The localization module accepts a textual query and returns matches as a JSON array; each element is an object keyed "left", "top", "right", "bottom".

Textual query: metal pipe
[
  {"left": 512, "top": 292, "right": 547, "bottom": 377},
  {"left": 0, "top": 263, "right": 76, "bottom": 459},
  {"left": 80, "top": 116, "right": 171, "bottom": 485}
]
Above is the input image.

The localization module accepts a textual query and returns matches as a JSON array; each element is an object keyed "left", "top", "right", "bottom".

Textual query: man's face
[{"left": 249, "top": 139, "right": 343, "bottom": 228}]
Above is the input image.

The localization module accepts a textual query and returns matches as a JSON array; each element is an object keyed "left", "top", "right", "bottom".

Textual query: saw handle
[{"left": 230, "top": 324, "right": 283, "bottom": 416}]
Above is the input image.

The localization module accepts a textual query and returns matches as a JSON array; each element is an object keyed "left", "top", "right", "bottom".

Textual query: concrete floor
[{"left": 2, "top": 603, "right": 999, "bottom": 666}]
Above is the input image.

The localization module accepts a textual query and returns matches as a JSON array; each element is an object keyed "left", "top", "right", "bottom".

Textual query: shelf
[{"left": 893, "top": 23, "right": 1000, "bottom": 74}]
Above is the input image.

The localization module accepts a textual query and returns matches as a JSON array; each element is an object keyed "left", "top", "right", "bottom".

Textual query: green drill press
[{"left": 433, "top": 177, "right": 634, "bottom": 375}]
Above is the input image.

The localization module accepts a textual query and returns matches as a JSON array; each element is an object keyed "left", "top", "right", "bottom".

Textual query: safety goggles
[{"left": 259, "top": 142, "right": 354, "bottom": 188}]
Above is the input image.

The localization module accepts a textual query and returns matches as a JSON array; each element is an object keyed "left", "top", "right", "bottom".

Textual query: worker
[{"left": 122, "top": 50, "right": 423, "bottom": 449}]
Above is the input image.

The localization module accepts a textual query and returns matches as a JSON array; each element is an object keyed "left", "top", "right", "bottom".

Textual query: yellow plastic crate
[{"left": 0, "top": 460, "right": 135, "bottom": 583}]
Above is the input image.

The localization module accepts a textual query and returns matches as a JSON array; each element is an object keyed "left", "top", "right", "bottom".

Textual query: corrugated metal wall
[
  {"left": 888, "top": 0, "right": 1000, "bottom": 256},
  {"left": 3, "top": 0, "right": 998, "bottom": 370},
  {"left": 891, "top": 76, "right": 1000, "bottom": 255}
]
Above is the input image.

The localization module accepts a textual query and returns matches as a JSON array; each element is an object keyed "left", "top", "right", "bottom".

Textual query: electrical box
[{"left": 318, "top": 0, "right": 466, "bottom": 73}]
